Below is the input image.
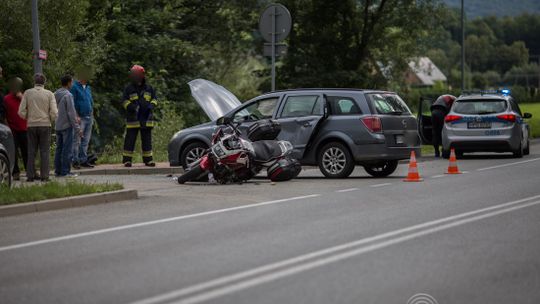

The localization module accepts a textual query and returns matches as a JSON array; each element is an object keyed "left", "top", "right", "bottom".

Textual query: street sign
[
  {"left": 258, "top": 3, "right": 292, "bottom": 92},
  {"left": 38, "top": 49, "right": 47, "bottom": 60},
  {"left": 263, "top": 43, "right": 287, "bottom": 57},
  {"left": 259, "top": 4, "right": 292, "bottom": 43}
]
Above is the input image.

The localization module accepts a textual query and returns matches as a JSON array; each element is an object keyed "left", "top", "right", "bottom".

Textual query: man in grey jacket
[{"left": 54, "top": 75, "right": 81, "bottom": 177}]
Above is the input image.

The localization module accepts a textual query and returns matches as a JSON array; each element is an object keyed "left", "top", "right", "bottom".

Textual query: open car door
[
  {"left": 418, "top": 96, "right": 435, "bottom": 144},
  {"left": 276, "top": 93, "right": 327, "bottom": 160}
]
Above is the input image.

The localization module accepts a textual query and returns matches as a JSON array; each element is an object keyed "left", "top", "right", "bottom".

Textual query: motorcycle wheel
[{"left": 177, "top": 164, "right": 205, "bottom": 184}]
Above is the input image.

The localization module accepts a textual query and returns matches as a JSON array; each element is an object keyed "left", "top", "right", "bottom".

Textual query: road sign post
[
  {"left": 259, "top": 4, "right": 291, "bottom": 92},
  {"left": 31, "top": 0, "right": 43, "bottom": 74}
]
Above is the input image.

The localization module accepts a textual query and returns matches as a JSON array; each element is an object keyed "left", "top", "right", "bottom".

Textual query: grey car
[
  {"left": 418, "top": 91, "right": 532, "bottom": 158},
  {"left": 0, "top": 123, "right": 15, "bottom": 187},
  {"left": 169, "top": 79, "right": 421, "bottom": 178}
]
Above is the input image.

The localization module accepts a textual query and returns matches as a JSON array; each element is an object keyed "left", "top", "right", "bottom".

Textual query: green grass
[
  {"left": 520, "top": 103, "right": 540, "bottom": 138},
  {"left": 0, "top": 180, "right": 123, "bottom": 205}
]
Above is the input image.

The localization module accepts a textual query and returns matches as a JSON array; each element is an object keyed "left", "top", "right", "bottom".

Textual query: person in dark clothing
[
  {"left": 121, "top": 65, "right": 157, "bottom": 167},
  {"left": 0, "top": 65, "right": 5, "bottom": 124},
  {"left": 431, "top": 94, "right": 456, "bottom": 157},
  {"left": 3, "top": 77, "right": 27, "bottom": 180}
]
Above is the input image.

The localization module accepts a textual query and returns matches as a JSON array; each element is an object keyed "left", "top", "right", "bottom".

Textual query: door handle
[{"left": 302, "top": 122, "right": 312, "bottom": 127}]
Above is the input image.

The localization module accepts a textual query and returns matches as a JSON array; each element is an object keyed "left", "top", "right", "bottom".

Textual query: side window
[
  {"left": 280, "top": 95, "right": 322, "bottom": 118},
  {"left": 234, "top": 97, "right": 279, "bottom": 122},
  {"left": 510, "top": 100, "right": 522, "bottom": 115},
  {"left": 327, "top": 96, "right": 362, "bottom": 115}
]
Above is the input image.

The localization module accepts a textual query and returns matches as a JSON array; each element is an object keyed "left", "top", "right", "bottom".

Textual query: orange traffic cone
[
  {"left": 403, "top": 151, "right": 423, "bottom": 182},
  {"left": 445, "top": 148, "right": 462, "bottom": 174}
]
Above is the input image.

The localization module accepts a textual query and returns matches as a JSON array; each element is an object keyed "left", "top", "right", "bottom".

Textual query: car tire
[
  {"left": 442, "top": 149, "right": 450, "bottom": 159},
  {"left": 318, "top": 142, "right": 355, "bottom": 178},
  {"left": 181, "top": 142, "right": 208, "bottom": 169},
  {"left": 524, "top": 139, "right": 530, "bottom": 156},
  {"left": 513, "top": 142, "right": 524, "bottom": 158},
  {"left": 0, "top": 153, "right": 12, "bottom": 189},
  {"left": 363, "top": 160, "right": 399, "bottom": 178}
]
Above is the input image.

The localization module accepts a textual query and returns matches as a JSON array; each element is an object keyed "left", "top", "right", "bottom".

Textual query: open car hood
[{"left": 188, "top": 79, "right": 242, "bottom": 121}]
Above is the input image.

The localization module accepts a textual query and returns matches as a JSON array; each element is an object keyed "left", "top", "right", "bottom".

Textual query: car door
[
  {"left": 232, "top": 97, "right": 280, "bottom": 135},
  {"left": 418, "top": 96, "right": 434, "bottom": 144},
  {"left": 510, "top": 99, "right": 529, "bottom": 146},
  {"left": 276, "top": 93, "right": 326, "bottom": 159}
]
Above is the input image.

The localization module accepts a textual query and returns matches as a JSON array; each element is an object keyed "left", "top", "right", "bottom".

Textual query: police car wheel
[
  {"left": 364, "top": 160, "right": 398, "bottom": 178},
  {"left": 512, "top": 143, "right": 524, "bottom": 158},
  {"left": 442, "top": 149, "right": 451, "bottom": 159},
  {"left": 0, "top": 153, "right": 12, "bottom": 189},
  {"left": 524, "top": 140, "right": 530, "bottom": 156}
]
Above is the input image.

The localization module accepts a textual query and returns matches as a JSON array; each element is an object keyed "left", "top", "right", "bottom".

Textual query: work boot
[
  {"left": 124, "top": 162, "right": 132, "bottom": 168},
  {"left": 144, "top": 161, "right": 156, "bottom": 167},
  {"left": 13, "top": 172, "right": 20, "bottom": 181},
  {"left": 73, "top": 162, "right": 81, "bottom": 170},
  {"left": 80, "top": 162, "right": 94, "bottom": 168}
]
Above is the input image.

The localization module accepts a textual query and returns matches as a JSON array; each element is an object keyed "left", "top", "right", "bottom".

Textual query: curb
[
  {"left": 0, "top": 189, "right": 138, "bottom": 217},
  {"left": 73, "top": 167, "right": 183, "bottom": 176}
]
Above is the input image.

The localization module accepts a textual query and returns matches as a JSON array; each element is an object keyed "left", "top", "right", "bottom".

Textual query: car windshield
[
  {"left": 453, "top": 100, "right": 507, "bottom": 115},
  {"left": 368, "top": 93, "right": 411, "bottom": 115}
]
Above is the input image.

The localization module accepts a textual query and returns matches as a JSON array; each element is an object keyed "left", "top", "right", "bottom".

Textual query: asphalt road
[{"left": 1, "top": 146, "right": 540, "bottom": 304}]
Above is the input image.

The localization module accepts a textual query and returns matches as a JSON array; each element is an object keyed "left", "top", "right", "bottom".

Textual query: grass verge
[
  {"left": 520, "top": 103, "right": 540, "bottom": 138},
  {"left": 0, "top": 181, "right": 123, "bottom": 206}
]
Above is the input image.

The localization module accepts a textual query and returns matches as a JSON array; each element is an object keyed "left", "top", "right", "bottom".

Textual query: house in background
[{"left": 405, "top": 57, "right": 447, "bottom": 87}]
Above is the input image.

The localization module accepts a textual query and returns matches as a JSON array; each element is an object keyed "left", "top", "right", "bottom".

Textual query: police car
[{"left": 440, "top": 90, "right": 532, "bottom": 158}]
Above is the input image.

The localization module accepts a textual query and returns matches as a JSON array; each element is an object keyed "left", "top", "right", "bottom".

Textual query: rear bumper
[{"left": 443, "top": 135, "right": 519, "bottom": 152}]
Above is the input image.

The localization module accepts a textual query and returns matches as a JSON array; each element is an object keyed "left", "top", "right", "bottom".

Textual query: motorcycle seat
[{"left": 252, "top": 140, "right": 283, "bottom": 162}]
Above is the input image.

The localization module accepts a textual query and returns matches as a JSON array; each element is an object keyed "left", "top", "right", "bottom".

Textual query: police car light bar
[{"left": 461, "top": 89, "right": 511, "bottom": 96}]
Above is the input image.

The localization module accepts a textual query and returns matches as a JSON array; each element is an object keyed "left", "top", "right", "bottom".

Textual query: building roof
[{"left": 408, "top": 57, "right": 447, "bottom": 86}]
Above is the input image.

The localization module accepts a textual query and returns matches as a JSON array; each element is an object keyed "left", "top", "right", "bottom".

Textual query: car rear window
[
  {"left": 368, "top": 93, "right": 411, "bottom": 115},
  {"left": 453, "top": 100, "right": 507, "bottom": 115}
]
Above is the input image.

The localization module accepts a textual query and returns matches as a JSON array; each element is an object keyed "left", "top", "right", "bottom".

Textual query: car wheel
[
  {"left": 442, "top": 149, "right": 450, "bottom": 159},
  {"left": 181, "top": 142, "right": 207, "bottom": 169},
  {"left": 318, "top": 142, "right": 355, "bottom": 178},
  {"left": 0, "top": 153, "right": 12, "bottom": 189},
  {"left": 363, "top": 160, "right": 399, "bottom": 178},
  {"left": 513, "top": 142, "right": 524, "bottom": 158},
  {"left": 524, "top": 139, "right": 530, "bottom": 156}
]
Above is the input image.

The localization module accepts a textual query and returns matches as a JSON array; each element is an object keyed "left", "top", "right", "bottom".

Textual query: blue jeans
[
  {"left": 55, "top": 128, "right": 74, "bottom": 176},
  {"left": 73, "top": 116, "right": 93, "bottom": 163}
]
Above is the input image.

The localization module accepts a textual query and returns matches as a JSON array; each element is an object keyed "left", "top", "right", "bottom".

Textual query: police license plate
[
  {"left": 395, "top": 135, "right": 405, "bottom": 144},
  {"left": 467, "top": 122, "right": 491, "bottom": 129}
]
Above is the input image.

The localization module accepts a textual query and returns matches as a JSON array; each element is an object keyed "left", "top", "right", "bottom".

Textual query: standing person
[
  {"left": 121, "top": 65, "right": 157, "bottom": 167},
  {"left": 54, "top": 75, "right": 81, "bottom": 177},
  {"left": 431, "top": 94, "right": 456, "bottom": 157},
  {"left": 71, "top": 67, "right": 94, "bottom": 169},
  {"left": 3, "top": 77, "right": 28, "bottom": 180},
  {"left": 18, "top": 73, "right": 58, "bottom": 182}
]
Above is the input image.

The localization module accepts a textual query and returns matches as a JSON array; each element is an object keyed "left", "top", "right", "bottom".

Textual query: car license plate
[
  {"left": 395, "top": 135, "right": 404, "bottom": 144},
  {"left": 467, "top": 122, "right": 491, "bottom": 129}
]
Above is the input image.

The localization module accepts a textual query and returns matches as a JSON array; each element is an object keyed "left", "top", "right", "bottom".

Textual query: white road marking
[
  {"left": 131, "top": 194, "right": 540, "bottom": 304},
  {"left": 370, "top": 183, "right": 392, "bottom": 188},
  {"left": 476, "top": 157, "right": 540, "bottom": 171},
  {"left": 336, "top": 188, "right": 358, "bottom": 193},
  {"left": 0, "top": 194, "right": 320, "bottom": 253},
  {"left": 431, "top": 174, "right": 445, "bottom": 178}
]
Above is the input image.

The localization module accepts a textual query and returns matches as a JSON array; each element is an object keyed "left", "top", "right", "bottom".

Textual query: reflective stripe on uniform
[
  {"left": 126, "top": 121, "right": 140, "bottom": 129},
  {"left": 145, "top": 121, "right": 156, "bottom": 128},
  {"left": 129, "top": 93, "right": 138, "bottom": 101},
  {"left": 150, "top": 99, "right": 158, "bottom": 106},
  {"left": 123, "top": 150, "right": 134, "bottom": 157},
  {"left": 122, "top": 100, "right": 131, "bottom": 109},
  {"left": 142, "top": 151, "right": 153, "bottom": 157}
]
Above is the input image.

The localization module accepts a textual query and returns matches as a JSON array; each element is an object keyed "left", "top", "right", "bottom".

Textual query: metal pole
[
  {"left": 461, "top": 0, "right": 465, "bottom": 91},
  {"left": 31, "top": 0, "right": 42, "bottom": 74},
  {"left": 271, "top": 6, "right": 276, "bottom": 92}
]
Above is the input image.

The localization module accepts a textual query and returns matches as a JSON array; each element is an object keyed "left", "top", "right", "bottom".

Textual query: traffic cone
[
  {"left": 403, "top": 151, "right": 423, "bottom": 182},
  {"left": 445, "top": 148, "right": 462, "bottom": 174}
]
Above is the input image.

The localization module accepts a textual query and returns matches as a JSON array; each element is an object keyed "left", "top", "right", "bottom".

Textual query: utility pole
[
  {"left": 31, "top": 0, "right": 43, "bottom": 74},
  {"left": 461, "top": 0, "right": 465, "bottom": 91}
]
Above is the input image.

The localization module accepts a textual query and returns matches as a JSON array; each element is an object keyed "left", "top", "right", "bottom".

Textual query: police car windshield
[{"left": 453, "top": 99, "right": 507, "bottom": 115}]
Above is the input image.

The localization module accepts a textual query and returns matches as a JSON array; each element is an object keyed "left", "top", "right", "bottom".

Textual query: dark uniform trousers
[
  {"left": 431, "top": 108, "right": 446, "bottom": 152},
  {"left": 122, "top": 127, "right": 153, "bottom": 164}
]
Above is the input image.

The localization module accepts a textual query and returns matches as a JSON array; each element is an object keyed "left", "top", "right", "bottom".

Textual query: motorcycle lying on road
[{"left": 177, "top": 117, "right": 301, "bottom": 184}]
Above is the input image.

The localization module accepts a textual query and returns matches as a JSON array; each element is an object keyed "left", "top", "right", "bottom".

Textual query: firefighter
[
  {"left": 121, "top": 65, "right": 157, "bottom": 167},
  {"left": 431, "top": 94, "right": 456, "bottom": 157}
]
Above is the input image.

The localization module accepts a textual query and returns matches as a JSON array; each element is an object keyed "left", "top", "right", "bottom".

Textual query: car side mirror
[
  {"left": 217, "top": 116, "right": 232, "bottom": 125},
  {"left": 523, "top": 112, "right": 532, "bottom": 119}
]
